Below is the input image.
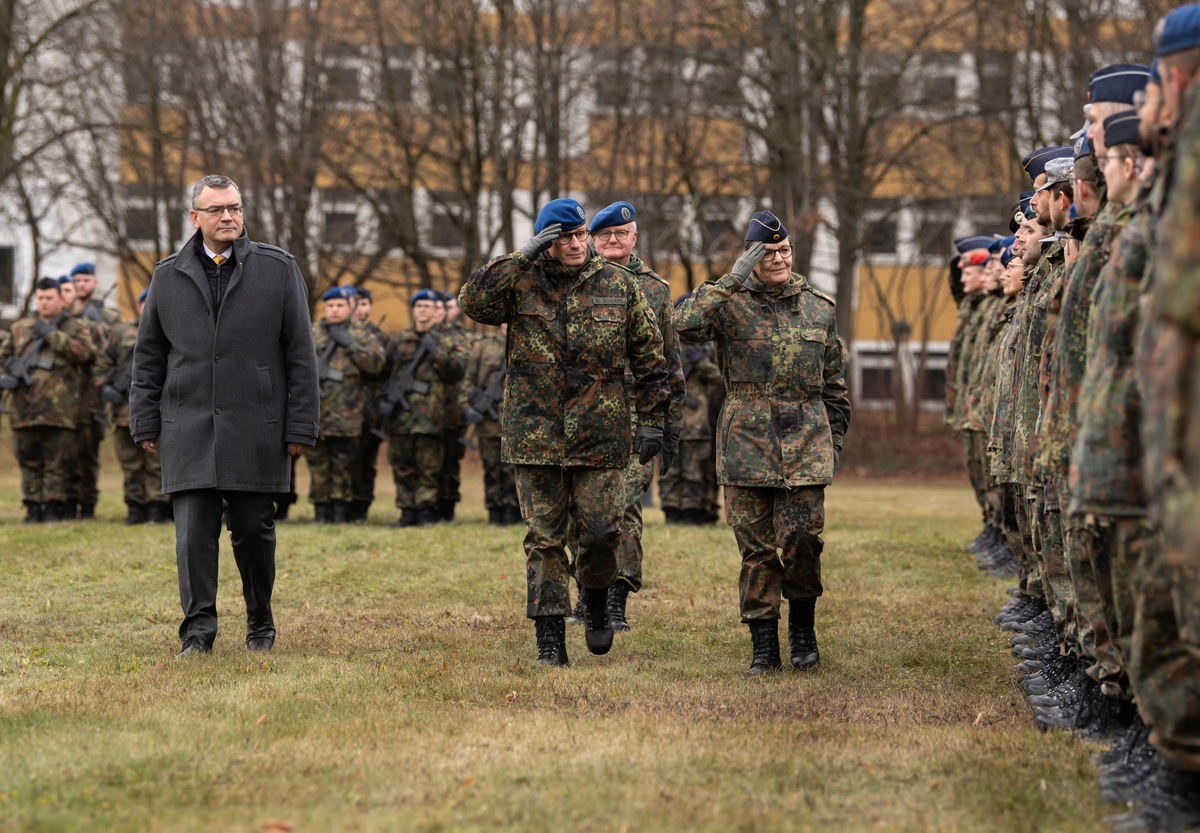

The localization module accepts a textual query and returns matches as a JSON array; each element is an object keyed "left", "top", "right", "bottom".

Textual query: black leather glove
[
  {"left": 633, "top": 424, "right": 663, "bottom": 466},
  {"left": 521, "top": 223, "right": 562, "bottom": 260},
  {"left": 659, "top": 425, "right": 682, "bottom": 476},
  {"left": 328, "top": 324, "right": 354, "bottom": 348},
  {"left": 465, "top": 407, "right": 485, "bottom": 424},
  {"left": 731, "top": 242, "right": 766, "bottom": 286},
  {"left": 33, "top": 318, "right": 57, "bottom": 339},
  {"left": 833, "top": 447, "right": 841, "bottom": 475},
  {"left": 0, "top": 374, "right": 17, "bottom": 391},
  {"left": 101, "top": 385, "right": 124, "bottom": 405},
  {"left": 420, "top": 331, "right": 441, "bottom": 354}
]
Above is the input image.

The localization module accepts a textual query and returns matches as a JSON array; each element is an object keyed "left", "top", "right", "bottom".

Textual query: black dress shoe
[
  {"left": 176, "top": 639, "right": 211, "bottom": 658},
  {"left": 247, "top": 637, "right": 275, "bottom": 652}
]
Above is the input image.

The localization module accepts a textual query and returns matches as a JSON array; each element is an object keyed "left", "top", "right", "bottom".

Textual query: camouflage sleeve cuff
[{"left": 635, "top": 413, "right": 664, "bottom": 429}]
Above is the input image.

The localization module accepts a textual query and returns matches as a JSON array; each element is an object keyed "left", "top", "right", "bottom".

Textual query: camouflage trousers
[
  {"left": 702, "top": 445, "right": 720, "bottom": 517},
  {"left": 112, "top": 427, "right": 165, "bottom": 505},
  {"left": 66, "top": 420, "right": 102, "bottom": 506},
  {"left": 478, "top": 437, "right": 518, "bottom": 510},
  {"left": 1078, "top": 515, "right": 1147, "bottom": 698},
  {"left": 389, "top": 433, "right": 443, "bottom": 511},
  {"left": 964, "top": 430, "right": 1001, "bottom": 527},
  {"left": 1014, "top": 487, "right": 1044, "bottom": 600},
  {"left": 355, "top": 430, "right": 384, "bottom": 505},
  {"left": 725, "top": 485, "right": 825, "bottom": 622},
  {"left": 659, "top": 439, "right": 711, "bottom": 511},
  {"left": 615, "top": 455, "right": 655, "bottom": 593},
  {"left": 1028, "top": 485, "right": 1075, "bottom": 653},
  {"left": 1000, "top": 483, "right": 1037, "bottom": 597},
  {"left": 1129, "top": 529, "right": 1200, "bottom": 772},
  {"left": 14, "top": 427, "right": 74, "bottom": 503},
  {"left": 515, "top": 465, "right": 623, "bottom": 619},
  {"left": 439, "top": 428, "right": 465, "bottom": 504},
  {"left": 306, "top": 436, "right": 362, "bottom": 503}
]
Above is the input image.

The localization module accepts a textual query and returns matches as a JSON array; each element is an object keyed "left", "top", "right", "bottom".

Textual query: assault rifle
[
  {"left": 0, "top": 334, "right": 51, "bottom": 390},
  {"left": 460, "top": 363, "right": 506, "bottom": 450},
  {"left": 316, "top": 328, "right": 344, "bottom": 400},
  {"left": 370, "top": 335, "right": 434, "bottom": 440}
]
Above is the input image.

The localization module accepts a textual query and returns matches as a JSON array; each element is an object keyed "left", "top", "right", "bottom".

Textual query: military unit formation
[
  {"left": 941, "top": 7, "right": 1200, "bottom": 831},
  {"left": 5, "top": 6, "right": 1200, "bottom": 830}
]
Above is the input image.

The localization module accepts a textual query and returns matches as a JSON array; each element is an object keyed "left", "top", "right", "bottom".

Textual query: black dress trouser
[{"left": 173, "top": 489, "right": 277, "bottom": 647}]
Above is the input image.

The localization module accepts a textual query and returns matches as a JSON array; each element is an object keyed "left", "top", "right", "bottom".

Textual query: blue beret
[
  {"left": 987, "top": 237, "right": 1005, "bottom": 255},
  {"left": 1022, "top": 146, "right": 1073, "bottom": 181},
  {"left": 1089, "top": 64, "right": 1151, "bottom": 104},
  {"left": 440, "top": 291, "right": 455, "bottom": 302},
  {"left": 1156, "top": 5, "right": 1200, "bottom": 56},
  {"left": 673, "top": 291, "right": 693, "bottom": 309},
  {"left": 535, "top": 198, "right": 587, "bottom": 234},
  {"left": 745, "top": 210, "right": 788, "bottom": 243},
  {"left": 1000, "top": 245, "right": 1018, "bottom": 268},
  {"left": 137, "top": 288, "right": 150, "bottom": 304},
  {"left": 954, "top": 235, "right": 993, "bottom": 254},
  {"left": 70, "top": 262, "right": 95, "bottom": 276},
  {"left": 58, "top": 274, "right": 74, "bottom": 285},
  {"left": 590, "top": 201, "right": 636, "bottom": 233},
  {"left": 411, "top": 288, "right": 440, "bottom": 306},
  {"left": 1074, "top": 131, "right": 1092, "bottom": 159},
  {"left": 355, "top": 286, "right": 372, "bottom": 301},
  {"left": 321, "top": 285, "right": 357, "bottom": 302},
  {"left": 1103, "top": 111, "right": 1142, "bottom": 148}
]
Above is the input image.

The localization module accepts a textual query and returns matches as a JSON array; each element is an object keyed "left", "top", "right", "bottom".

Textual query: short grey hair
[{"left": 192, "top": 175, "right": 242, "bottom": 209}]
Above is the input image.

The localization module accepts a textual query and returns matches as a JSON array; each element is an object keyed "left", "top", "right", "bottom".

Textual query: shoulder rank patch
[{"left": 807, "top": 286, "right": 836, "bottom": 307}]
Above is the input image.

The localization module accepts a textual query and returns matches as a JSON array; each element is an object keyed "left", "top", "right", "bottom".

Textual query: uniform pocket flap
[
  {"left": 517, "top": 300, "right": 557, "bottom": 320},
  {"left": 800, "top": 326, "right": 826, "bottom": 343},
  {"left": 593, "top": 306, "right": 625, "bottom": 323},
  {"left": 731, "top": 324, "right": 769, "bottom": 340}
]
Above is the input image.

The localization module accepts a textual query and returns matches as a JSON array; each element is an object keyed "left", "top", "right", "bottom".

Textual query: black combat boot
[
  {"left": 567, "top": 588, "right": 586, "bottom": 625},
  {"left": 22, "top": 500, "right": 42, "bottom": 524},
  {"left": 607, "top": 582, "right": 631, "bottom": 631},
  {"left": 487, "top": 507, "right": 503, "bottom": 525},
  {"left": 438, "top": 499, "right": 456, "bottom": 522},
  {"left": 313, "top": 503, "right": 332, "bottom": 524},
  {"left": 79, "top": 503, "right": 96, "bottom": 520},
  {"left": 747, "top": 619, "right": 782, "bottom": 676},
  {"left": 417, "top": 506, "right": 441, "bottom": 526},
  {"left": 663, "top": 507, "right": 683, "bottom": 525},
  {"left": 581, "top": 586, "right": 614, "bottom": 655},
  {"left": 395, "top": 509, "right": 419, "bottom": 528},
  {"left": 683, "top": 508, "right": 711, "bottom": 525},
  {"left": 43, "top": 500, "right": 68, "bottom": 521},
  {"left": 788, "top": 598, "right": 820, "bottom": 671},
  {"left": 534, "top": 616, "right": 568, "bottom": 666},
  {"left": 332, "top": 502, "right": 349, "bottom": 524},
  {"left": 125, "top": 501, "right": 147, "bottom": 525},
  {"left": 1105, "top": 764, "right": 1200, "bottom": 833},
  {"left": 62, "top": 500, "right": 78, "bottom": 520},
  {"left": 502, "top": 506, "right": 523, "bottom": 525},
  {"left": 352, "top": 500, "right": 370, "bottom": 523},
  {"left": 146, "top": 502, "right": 172, "bottom": 524}
]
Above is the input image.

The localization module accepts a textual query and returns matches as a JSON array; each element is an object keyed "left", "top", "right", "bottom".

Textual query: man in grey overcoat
[{"left": 130, "top": 174, "right": 320, "bottom": 657}]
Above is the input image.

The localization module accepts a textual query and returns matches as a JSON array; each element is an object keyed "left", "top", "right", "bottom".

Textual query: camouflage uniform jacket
[
  {"left": 961, "top": 294, "right": 1005, "bottom": 432},
  {"left": 1012, "top": 240, "right": 1065, "bottom": 486},
  {"left": 623, "top": 255, "right": 685, "bottom": 430},
  {"left": 81, "top": 299, "right": 123, "bottom": 328},
  {"left": 439, "top": 319, "right": 472, "bottom": 429},
  {"left": 980, "top": 296, "right": 1016, "bottom": 460},
  {"left": 0, "top": 315, "right": 96, "bottom": 429},
  {"left": 1070, "top": 195, "right": 1150, "bottom": 517},
  {"left": 458, "top": 329, "right": 506, "bottom": 440},
  {"left": 944, "top": 297, "right": 976, "bottom": 428},
  {"left": 680, "top": 342, "right": 722, "bottom": 440},
  {"left": 314, "top": 318, "right": 387, "bottom": 437},
  {"left": 674, "top": 271, "right": 851, "bottom": 487},
  {"left": 1037, "top": 203, "right": 1121, "bottom": 489},
  {"left": 93, "top": 319, "right": 138, "bottom": 427},
  {"left": 73, "top": 313, "right": 106, "bottom": 425},
  {"left": 358, "top": 319, "right": 389, "bottom": 432},
  {"left": 383, "top": 326, "right": 463, "bottom": 436},
  {"left": 988, "top": 284, "right": 1033, "bottom": 482},
  {"left": 459, "top": 250, "right": 670, "bottom": 469}
]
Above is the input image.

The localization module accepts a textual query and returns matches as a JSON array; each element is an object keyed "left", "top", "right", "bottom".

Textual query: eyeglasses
[
  {"left": 557, "top": 229, "right": 589, "bottom": 243},
  {"left": 761, "top": 246, "right": 793, "bottom": 261},
  {"left": 592, "top": 229, "right": 633, "bottom": 241},
  {"left": 195, "top": 204, "right": 243, "bottom": 217}
]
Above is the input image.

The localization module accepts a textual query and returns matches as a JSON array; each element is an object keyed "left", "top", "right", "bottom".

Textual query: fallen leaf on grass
[
  {"left": 303, "top": 600, "right": 311, "bottom": 610},
  {"left": 460, "top": 777, "right": 475, "bottom": 789},
  {"left": 505, "top": 691, "right": 518, "bottom": 702},
  {"left": 442, "top": 662, "right": 450, "bottom": 672},
  {"left": 144, "top": 616, "right": 159, "bottom": 624},
  {"left": 255, "top": 714, "right": 269, "bottom": 726},
  {"left": 261, "top": 822, "right": 294, "bottom": 833},
  {"left": 928, "top": 781, "right": 939, "bottom": 792},
  {"left": 689, "top": 595, "right": 695, "bottom": 609},
  {"left": 973, "top": 711, "right": 985, "bottom": 726},
  {"left": 511, "top": 659, "right": 520, "bottom": 669},
  {"left": 860, "top": 762, "right": 877, "bottom": 772}
]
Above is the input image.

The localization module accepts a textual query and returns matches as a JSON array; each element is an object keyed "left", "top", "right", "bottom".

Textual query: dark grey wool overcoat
[{"left": 129, "top": 229, "right": 320, "bottom": 494}]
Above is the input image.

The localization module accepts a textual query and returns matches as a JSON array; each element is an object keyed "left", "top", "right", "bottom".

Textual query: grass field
[{"left": 0, "top": 446, "right": 1111, "bottom": 832}]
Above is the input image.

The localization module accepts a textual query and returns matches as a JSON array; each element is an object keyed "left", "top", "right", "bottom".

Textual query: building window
[
  {"left": 325, "top": 212, "right": 358, "bottom": 247},
  {"left": 427, "top": 192, "right": 465, "bottom": 250},
  {"left": 864, "top": 218, "right": 897, "bottom": 255},
  {"left": 920, "top": 366, "right": 947, "bottom": 402},
  {"left": 0, "top": 246, "right": 14, "bottom": 305},
  {"left": 126, "top": 208, "right": 158, "bottom": 243},
  {"left": 919, "top": 53, "right": 960, "bottom": 106},
  {"left": 976, "top": 52, "right": 1013, "bottom": 113}
]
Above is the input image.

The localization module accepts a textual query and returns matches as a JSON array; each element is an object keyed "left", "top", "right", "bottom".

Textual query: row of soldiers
[{"left": 945, "top": 10, "right": 1200, "bottom": 831}]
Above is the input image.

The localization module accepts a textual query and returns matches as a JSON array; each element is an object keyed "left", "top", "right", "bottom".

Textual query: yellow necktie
[{"left": 212, "top": 255, "right": 226, "bottom": 266}]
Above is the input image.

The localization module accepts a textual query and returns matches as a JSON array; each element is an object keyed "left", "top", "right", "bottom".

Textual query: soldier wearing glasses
[
  {"left": 675, "top": 210, "right": 851, "bottom": 676},
  {"left": 460, "top": 198, "right": 670, "bottom": 666}
]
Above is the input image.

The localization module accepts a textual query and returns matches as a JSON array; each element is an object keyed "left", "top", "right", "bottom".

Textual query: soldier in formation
[{"left": 947, "top": 12, "right": 1200, "bottom": 827}]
